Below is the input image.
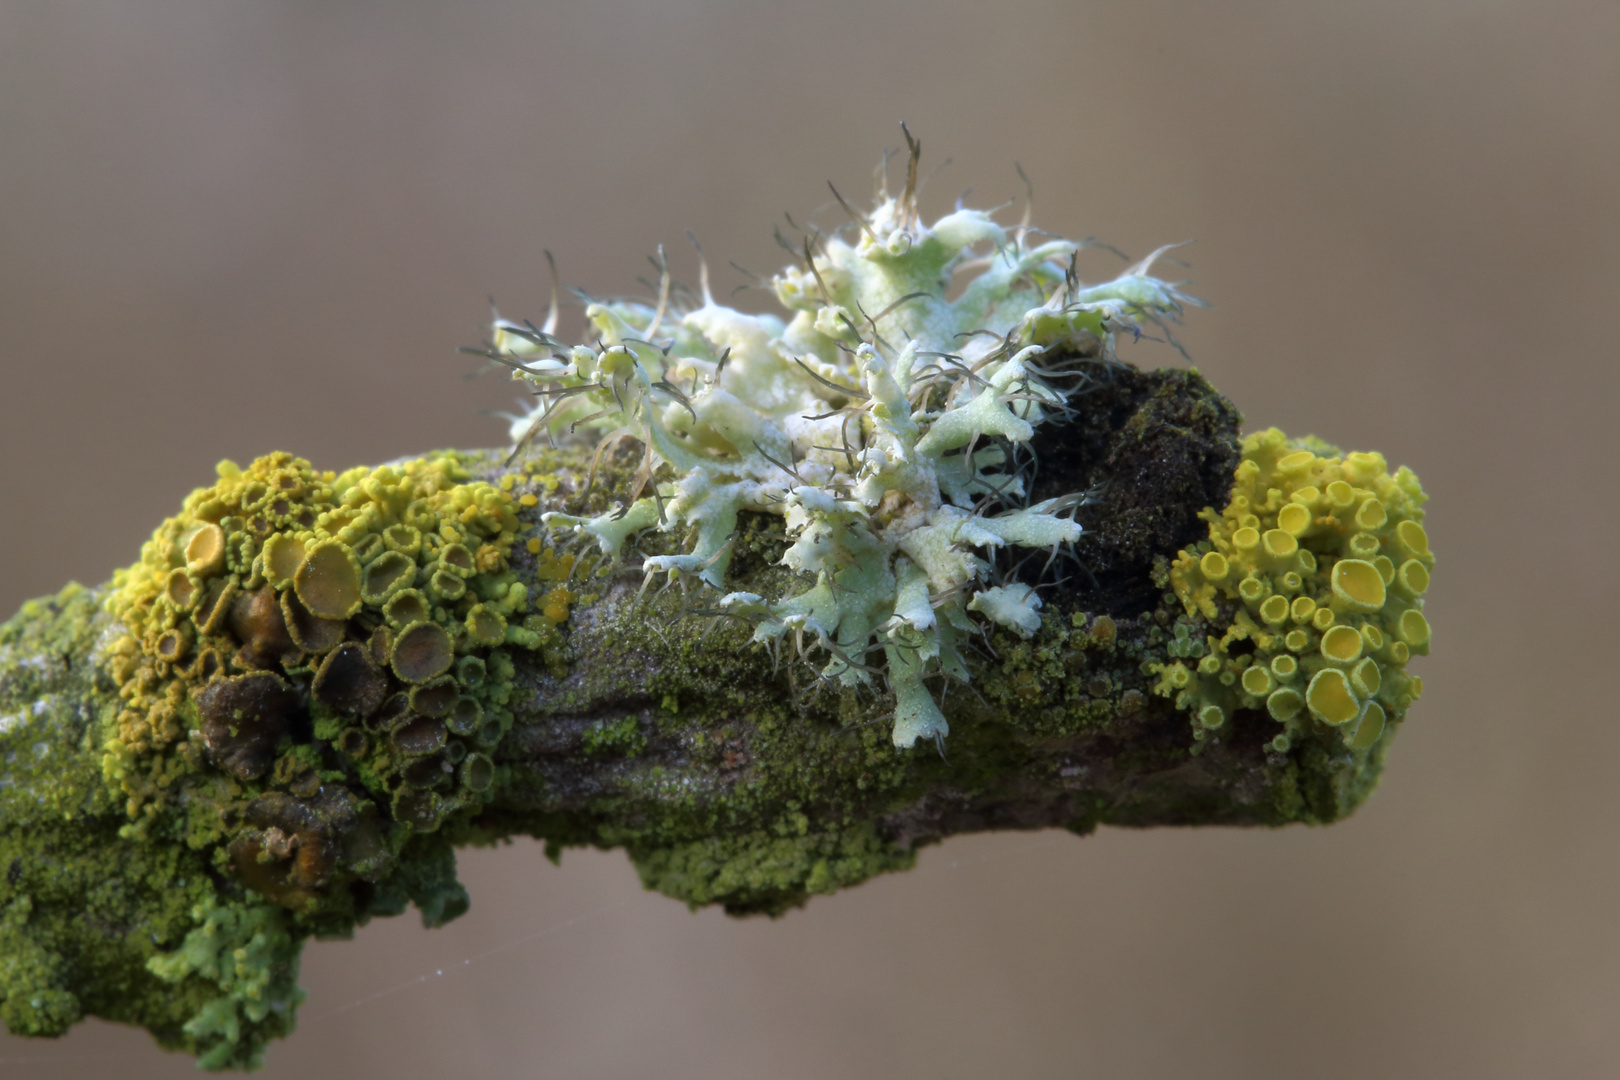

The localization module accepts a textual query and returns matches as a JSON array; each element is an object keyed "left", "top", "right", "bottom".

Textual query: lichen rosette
[{"left": 490, "top": 147, "right": 1196, "bottom": 747}]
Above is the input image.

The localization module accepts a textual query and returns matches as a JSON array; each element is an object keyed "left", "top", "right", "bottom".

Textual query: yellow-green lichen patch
[
  {"left": 1155, "top": 427, "right": 1434, "bottom": 752},
  {"left": 88, "top": 450, "right": 567, "bottom": 1060},
  {"left": 103, "top": 450, "right": 540, "bottom": 863}
]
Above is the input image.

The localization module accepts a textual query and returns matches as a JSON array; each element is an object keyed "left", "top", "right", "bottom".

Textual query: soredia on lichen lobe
[
  {"left": 1152, "top": 426, "right": 1433, "bottom": 756},
  {"left": 488, "top": 132, "right": 1201, "bottom": 748}
]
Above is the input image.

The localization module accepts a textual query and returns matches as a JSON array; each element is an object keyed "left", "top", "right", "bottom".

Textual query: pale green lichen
[
  {"left": 491, "top": 140, "right": 1196, "bottom": 747},
  {"left": 145, "top": 899, "right": 303, "bottom": 1071}
]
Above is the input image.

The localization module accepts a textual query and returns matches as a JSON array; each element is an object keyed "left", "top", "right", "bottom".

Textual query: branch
[{"left": 0, "top": 366, "right": 1392, "bottom": 1069}]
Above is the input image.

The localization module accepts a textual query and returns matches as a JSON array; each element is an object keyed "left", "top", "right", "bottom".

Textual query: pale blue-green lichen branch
[{"left": 492, "top": 146, "right": 1197, "bottom": 747}]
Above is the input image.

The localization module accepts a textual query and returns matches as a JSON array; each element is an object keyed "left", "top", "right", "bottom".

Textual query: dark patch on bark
[{"left": 1025, "top": 363, "right": 1243, "bottom": 617}]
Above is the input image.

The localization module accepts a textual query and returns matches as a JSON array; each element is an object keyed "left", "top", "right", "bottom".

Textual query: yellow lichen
[
  {"left": 1158, "top": 427, "right": 1434, "bottom": 750},
  {"left": 539, "top": 586, "right": 574, "bottom": 626},
  {"left": 104, "top": 451, "right": 529, "bottom": 821}
]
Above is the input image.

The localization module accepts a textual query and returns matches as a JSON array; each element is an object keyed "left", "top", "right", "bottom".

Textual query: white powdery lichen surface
[{"left": 492, "top": 177, "right": 1192, "bottom": 747}]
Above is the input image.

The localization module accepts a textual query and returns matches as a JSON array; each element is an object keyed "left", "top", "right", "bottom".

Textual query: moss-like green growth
[
  {"left": 631, "top": 825, "right": 915, "bottom": 915},
  {"left": 1152, "top": 427, "right": 1433, "bottom": 754},
  {"left": 0, "top": 583, "right": 295, "bottom": 1069},
  {"left": 581, "top": 714, "right": 646, "bottom": 757}
]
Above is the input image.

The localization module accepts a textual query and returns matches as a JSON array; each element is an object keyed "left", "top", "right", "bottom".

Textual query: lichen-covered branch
[
  {"left": 0, "top": 365, "right": 1429, "bottom": 1069},
  {"left": 0, "top": 145, "right": 1434, "bottom": 1070}
]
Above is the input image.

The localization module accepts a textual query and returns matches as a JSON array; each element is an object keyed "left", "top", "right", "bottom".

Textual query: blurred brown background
[{"left": 2, "top": 2, "right": 1616, "bottom": 1077}]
